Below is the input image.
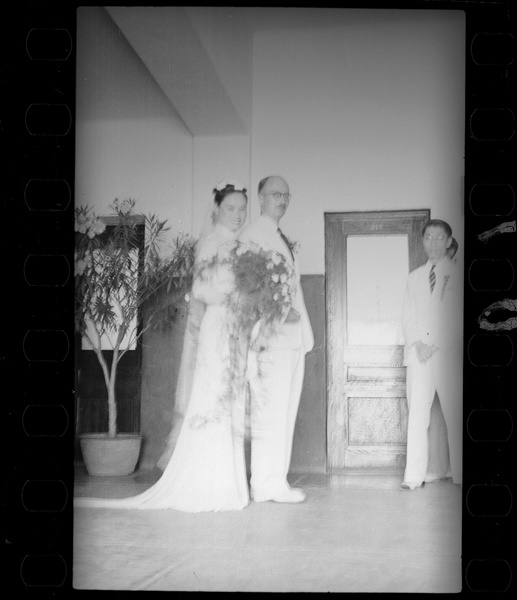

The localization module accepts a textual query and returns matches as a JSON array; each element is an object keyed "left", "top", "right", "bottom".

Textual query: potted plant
[{"left": 74, "top": 198, "right": 196, "bottom": 475}]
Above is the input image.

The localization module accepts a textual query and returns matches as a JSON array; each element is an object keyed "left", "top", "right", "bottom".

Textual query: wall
[
  {"left": 250, "top": 9, "right": 466, "bottom": 274},
  {"left": 75, "top": 7, "right": 194, "bottom": 240},
  {"left": 291, "top": 275, "right": 327, "bottom": 473},
  {"left": 76, "top": 7, "right": 466, "bottom": 267},
  {"left": 185, "top": 6, "right": 253, "bottom": 131}
]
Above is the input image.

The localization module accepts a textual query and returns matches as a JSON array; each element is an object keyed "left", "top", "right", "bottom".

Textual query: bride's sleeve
[{"left": 191, "top": 239, "right": 230, "bottom": 305}]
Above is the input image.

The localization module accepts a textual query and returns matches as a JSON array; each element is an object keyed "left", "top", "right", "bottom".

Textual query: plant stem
[
  {"left": 89, "top": 320, "right": 117, "bottom": 437},
  {"left": 108, "top": 351, "right": 118, "bottom": 438}
]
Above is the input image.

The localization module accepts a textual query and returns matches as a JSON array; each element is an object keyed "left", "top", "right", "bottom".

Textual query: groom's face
[{"left": 259, "top": 177, "right": 290, "bottom": 222}]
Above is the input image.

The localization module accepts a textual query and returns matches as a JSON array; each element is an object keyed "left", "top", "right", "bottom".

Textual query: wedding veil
[{"left": 155, "top": 192, "right": 219, "bottom": 470}]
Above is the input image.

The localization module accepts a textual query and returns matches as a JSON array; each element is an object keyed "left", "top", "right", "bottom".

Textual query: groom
[{"left": 239, "top": 175, "right": 314, "bottom": 503}]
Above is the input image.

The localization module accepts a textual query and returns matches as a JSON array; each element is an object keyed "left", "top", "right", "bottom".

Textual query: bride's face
[{"left": 216, "top": 192, "right": 248, "bottom": 232}]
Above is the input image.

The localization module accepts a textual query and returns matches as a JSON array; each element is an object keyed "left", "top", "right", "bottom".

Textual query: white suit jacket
[
  {"left": 238, "top": 215, "right": 314, "bottom": 352},
  {"left": 402, "top": 257, "right": 462, "bottom": 366}
]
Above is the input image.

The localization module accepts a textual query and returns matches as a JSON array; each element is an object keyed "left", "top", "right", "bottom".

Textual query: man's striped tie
[{"left": 429, "top": 264, "right": 436, "bottom": 293}]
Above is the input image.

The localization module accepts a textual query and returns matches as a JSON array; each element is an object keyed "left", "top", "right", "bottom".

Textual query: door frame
[{"left": 325, "top": 209, "right": 430, "bottom": 473}]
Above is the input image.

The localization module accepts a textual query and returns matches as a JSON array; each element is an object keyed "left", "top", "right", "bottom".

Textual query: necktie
[
  {"left": 429, "top": 264, "right": 436, "bottom": 293},
  {"left": 277, "top": 228, "right": 294, "bottom": 261}
]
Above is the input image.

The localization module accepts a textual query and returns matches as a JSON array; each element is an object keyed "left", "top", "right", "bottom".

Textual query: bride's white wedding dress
[{"left": 75, "top": 223, "right": 249, "bottom": 512}]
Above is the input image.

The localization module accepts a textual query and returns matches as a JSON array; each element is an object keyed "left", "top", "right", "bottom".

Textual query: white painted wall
[
  {"left": 75, "top": 7, "right": 193, "bottom": 241},
  {"left": 76, "top": 7, "right": 465, "bottom": 272},
  {"left": 185, "top": 6, "right": 253, "bottom": 131},
  {"left": 250, "top": 9, "right": 466, "bottom": 273}
]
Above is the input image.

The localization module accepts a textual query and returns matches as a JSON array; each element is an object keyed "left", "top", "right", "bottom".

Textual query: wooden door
[{"left": 325, "top": 210, "right": 429, "bottom": 472}]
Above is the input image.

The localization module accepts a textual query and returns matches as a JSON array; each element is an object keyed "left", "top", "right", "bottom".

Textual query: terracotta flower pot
[{"left": 79, "top": 433, "right": 142, "bottom": 476}]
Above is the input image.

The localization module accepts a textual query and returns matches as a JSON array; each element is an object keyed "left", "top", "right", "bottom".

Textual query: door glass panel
[{"left": 346, "top": 234, "right": 409, "bottom": 345}]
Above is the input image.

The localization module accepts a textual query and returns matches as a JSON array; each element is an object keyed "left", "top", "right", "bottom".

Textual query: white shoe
[
  {"left": 399, "top": 481, "right": 425, "bottom": 491},
  {"left": 253, "top": 487, "right": 306, "bottom": 503}
]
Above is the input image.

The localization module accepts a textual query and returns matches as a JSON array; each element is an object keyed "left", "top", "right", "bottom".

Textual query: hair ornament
[{"left": 213, "top": 180, "right": 247, "bottom": 194}]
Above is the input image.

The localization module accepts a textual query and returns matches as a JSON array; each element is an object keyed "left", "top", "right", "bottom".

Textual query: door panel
[
  {"left": 346, "top": 235, "right": 407, "bottom": 345},
  {"left": 325, "top": 210, "right": 429, "bottom": 472},
  {"left": 348, "top": 396, "right": 408, "bottom": 444}
]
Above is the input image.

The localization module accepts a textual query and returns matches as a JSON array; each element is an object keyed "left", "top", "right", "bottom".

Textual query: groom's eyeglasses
[
  {"left": 261, "top": 192, "right": 292, "bottom": 201},
  {"left": 424, "top": 234, "right": 447, "bottom": 242}
]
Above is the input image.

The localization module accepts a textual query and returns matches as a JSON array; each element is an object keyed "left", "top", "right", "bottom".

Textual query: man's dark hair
[
  {"left": 258, "top": 176, "right": 271, "bottom": 194},
  {"left": 422, "top": 219, "right": 453, "bottom": 238}
]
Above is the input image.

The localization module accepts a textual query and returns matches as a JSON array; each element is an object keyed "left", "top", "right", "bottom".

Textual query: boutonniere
[
  {"left": 287, "top": 238, "right": 300, "bottom": 255},
  {"left": 440, "top": 275, "right": 450, "bottom": 301}
]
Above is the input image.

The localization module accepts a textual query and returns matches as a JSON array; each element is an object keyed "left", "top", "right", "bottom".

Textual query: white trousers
[
  {"left": 248, "top": 347, "right": 305, "bottom": 496},
  {"left": 427, "top": 394, "right": 451, "bottom": 479},
  {"left": 404, "top": 349, "right": 462, "bottom": 485}
]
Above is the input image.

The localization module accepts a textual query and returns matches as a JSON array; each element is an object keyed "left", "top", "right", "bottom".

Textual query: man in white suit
[
  {"left": 400, "top": 219, "right": 463, "bottom": 490},
  {"left": 239, "top": 175, "right": 314, "bottom": 503}
]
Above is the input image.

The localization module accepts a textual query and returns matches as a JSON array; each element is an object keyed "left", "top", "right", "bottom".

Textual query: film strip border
[
  {"left": 463, "top": 1, "right": 516, "bottom": 594},
  {"left": 2, "top": 1, "right": 515, "bottom": 596},
  {"left": 3, "top": 3, "right": 76, "bottom": 595}
]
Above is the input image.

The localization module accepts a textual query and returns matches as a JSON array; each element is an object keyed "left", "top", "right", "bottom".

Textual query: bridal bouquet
[
  {"left": 226, "top": 241, "right": 295, "bottom": 338},
  {"left": 190, "top": 240, "right": 297, "bottom": 423},
  {"left": 216, "top": 241, "right": 296, "bottom": 404}
]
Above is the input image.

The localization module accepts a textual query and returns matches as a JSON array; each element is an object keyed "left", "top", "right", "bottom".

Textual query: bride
[{"left": 75, "top": 181, "right": 250, "bottom": 512}]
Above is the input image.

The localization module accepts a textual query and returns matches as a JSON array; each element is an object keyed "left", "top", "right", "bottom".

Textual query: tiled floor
[{"left": 73, "top": 466, "right": 462, "bottom": 593}]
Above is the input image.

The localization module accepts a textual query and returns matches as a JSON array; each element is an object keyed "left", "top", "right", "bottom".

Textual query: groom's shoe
[
  {"left": 398, "top": 481, "right": 425, "bottom": 491},
  {"left": 253, "top": 487, "right": 306, "bottom": 503}
]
